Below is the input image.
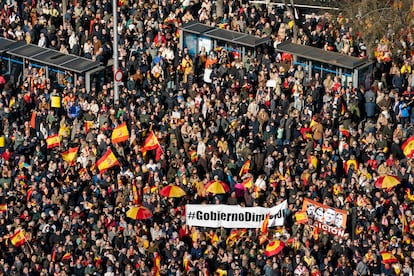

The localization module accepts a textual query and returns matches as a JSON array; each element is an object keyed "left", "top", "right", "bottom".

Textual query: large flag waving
[
  {"left": 111, "top": 122, "right": 129, "bottom": 143},
  {"left": 96, "top": 148, "right": 120, "bottom": 173},
  {"left": 10, "top": 229, "right": 27, "bottom": 247},
  {"left": 402, "top": 135, "right": 414, "bottom": 158},
  {"left": 141, "top": 131, "right": 162, "bottom": 160},
  {"left": 61, "top": 146, "right": 79, "bottom": 165},
  {"left": 46, "top": 134, "right": 60, "bottom": 149}
]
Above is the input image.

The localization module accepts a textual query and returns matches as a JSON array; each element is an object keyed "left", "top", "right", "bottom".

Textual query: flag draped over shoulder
[
  {"left": 111, "top": 122, "right": 129, "bottom": 143},
  {"left": 46, "top": 134, "right": 60, "bottom": 149},
  {"left": 402, "top": 135, "right": 414, "bottom": 158},
  {"left": 61, "top": 146, "right": 79, "bottom": 165},
  {"left": 96, "top": 149, "right": 120, "bottom": 173}
]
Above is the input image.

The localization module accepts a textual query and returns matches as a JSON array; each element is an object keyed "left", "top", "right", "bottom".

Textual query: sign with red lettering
[{"left": 301, "top": 198, "right": 348, "bottom": 237}]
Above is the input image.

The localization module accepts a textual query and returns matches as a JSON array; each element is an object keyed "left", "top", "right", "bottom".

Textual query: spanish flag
[
  {"left": 141, "top": 131, "right": 162, "bottom": 157},
  {"left": 406, "top": 188, "right": 414, "bottom": 201},
  {"left": 111, "top": 122, "right": 129, "bottom": 144},
  {"left": 308, "top": 155, "right": 318, "bottom": 169},
  {"left": 239, "top": 160, "right": 250, "bottom": 176},
  {"left": 355, "top": 225, "right": 364, "bottom": 236},
  {"left": 153, "top": 253, "right": 161, "bottom": 276},
  {"left": 226, "top": 229, "right": 246, "bottom": 245},
  {"left": 380, "top": 251, "right": 398, "bottom": 264},
  {"left": 0, "top": 204, "right": 6, "bottom": 212},
  {"left": 51, "top": 247, "right": 57, "bottom": 262},
  {"left": 340, "top": 127, "right": 350, "bottom": 137},
  {"left": 402, "top": 135, "right": 414, "bottom": 158},
  {"left": 258, "top": 233, "right": 268, "bottom": 245},
  {"left": 61, "top": 253, "right": 71, "bottom": 261},
  {"left": 344, "top": 159, "right": 358, "bottom": 174},
  {"left": 260, "top": 213, "right": 270, "bottom": 234},
  {"left": 189, "top": 150, "right": 198, "bottom": 162},
  {"left": 242, "top": 177, "right": 253, "bottom": 189},
  {"left": 340, "top": 101, "right": 346, "bottom": 116},
  {"left": 132, "top": 180, "right": 140, "bottom": 205},
  {"left": 96, "top": 148, "right": 120, "bottom": 173},
  {"left": 295, "top": 211, "right": 308, "bottom": 224},
  {"left": 61, "top": 146, "right": 79, "bottom": 165},
  {"left": 10, "top": 229, "right": 26, "bottom": 247},
  {"left": 84, "top": 120, "right": 94, "bottom": 134},
  {"left": 46, "top": 134, "right": 60, "bottom": 149},
  {"left": 26, "top": 188, "right": 33, "bottom": 202}
]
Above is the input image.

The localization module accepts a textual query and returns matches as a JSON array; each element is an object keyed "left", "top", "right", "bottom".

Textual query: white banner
[{"left": 185, "top": 200, "right": 287, "bottom": 228}]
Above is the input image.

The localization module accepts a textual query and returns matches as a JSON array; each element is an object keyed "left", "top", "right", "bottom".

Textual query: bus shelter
[
  {"left": 0, "top": 37, "right": 103, "bottom": 92},
  {"left": 180, "top": 22, "right": 271, "bottom": 61},
  {"left": 276, "top": 41, "right": 373, "bottom": 88}
]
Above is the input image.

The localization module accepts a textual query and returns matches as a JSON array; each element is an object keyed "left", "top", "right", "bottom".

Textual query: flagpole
[{"left": 113, "top": 0, "right": 119, "bottom": 103}]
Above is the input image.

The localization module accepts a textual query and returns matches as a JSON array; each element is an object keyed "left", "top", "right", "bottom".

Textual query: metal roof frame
[
  {"left": 276, "top": 41, "right": 368, "bottom": 70},
  {"left": 181, "top": 22, "right": 271, "bottom": 48},
  {"left": 1, "top": 38, "right": 101, "bottom": 74}
]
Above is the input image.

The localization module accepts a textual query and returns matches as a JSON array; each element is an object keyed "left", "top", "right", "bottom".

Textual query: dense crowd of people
[{"left": 0, "top": 0, "right": 414, "bottom": 275}]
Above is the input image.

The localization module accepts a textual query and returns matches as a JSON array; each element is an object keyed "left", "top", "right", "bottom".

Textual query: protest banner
[
  {"left": 185, "top": 200, "right": 287, "bottom": 228},
  {"left": 301, "top": 198, "right": 348, "bottom": 237}
]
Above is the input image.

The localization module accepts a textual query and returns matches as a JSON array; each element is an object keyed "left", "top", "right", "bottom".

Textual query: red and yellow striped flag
[
  {"left": 381, "top": 251, "right": 398, "bottom": 264},
  {"left": 260, "top": 213, "right": 270, "bottom": 234},
  {"left": 61, "top": 252, "right": 71, "bottom": 261},
  {"left": 141, "top": 131, "right": 161, "bottom": 156},
  {"left": 242, "top": 177, "right": 253, "bottom": 189},
  {"left": 258, "top": 233, "right": 268, "bottom": 245},
  {"left": 96, "top": 148, "right": 120, "bottom": 173},
  {"left": 402, "top": 135, "right": 414, "bottom": 158},
  {"left": 0, "top": 204, "right": 6, "bottom": 213},
  {"left": 344, "top": 159, "right": 358, "bottom": 174},
  {"left": 239, "top": 160, "right": 250, "bottom": 176},
  {"left": 10, "top": 229, "right": 26, "bottom": 247},
  {"left": 84, "top": 120, "right": 94, "bottom": 134},
  {"left": 111, "top": 122, "right": 129, "bottom": 144},
  {"left": 46, "top": 134, "right": 60, "bottom": 149},
  {"left": 189, "top": 150, "right": 198, "bottom": 162},
  {"left": 132, "top": 180, "right": 140, "bottom": 205},
  {"left": 295, "top": 211, "right": 308, "bottom": 224},
  {"left": 153, "top": 253, "right": 161, "bottom": 276},
  {"left": 61, "top": 146, "right": 79, "bottom": 165}
]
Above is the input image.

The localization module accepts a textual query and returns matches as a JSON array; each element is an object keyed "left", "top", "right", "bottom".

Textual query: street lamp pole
[{"left": 113, "top": 0, "right": 119, "bottom": 103}]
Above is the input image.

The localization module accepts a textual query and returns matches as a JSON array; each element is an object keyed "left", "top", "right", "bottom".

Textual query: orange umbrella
[
  {"left": 375, "top": 175, "right": 400, "bottom": 189},
  {"left": 126, "top": 206, "right": 153, "bottom": 220},
  {"left": 265, "top": 240, "right": 285, "bottom": 257},
  {"left": 159, "top": 185, "right": 186, "bottom": 198},
  {"left": 205, "top": 180, "right": 230, "bottom": 194}
]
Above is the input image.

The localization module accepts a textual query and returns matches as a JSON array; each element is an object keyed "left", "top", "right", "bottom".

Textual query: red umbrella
[
  {"left": 375, "top": 175, "right": 400, "bottom": 189},
  {"left": 126, "top": 206, "right": 153, "bottom": 220},
  {"left": 205, "top": 180, "right": 230, "bottom": 194},
  {"left": 265, "top": 240, "right": 285, "bottom": 257},
  {"left": 159, "top": 185, "right": 186, "bottom": 198}
]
